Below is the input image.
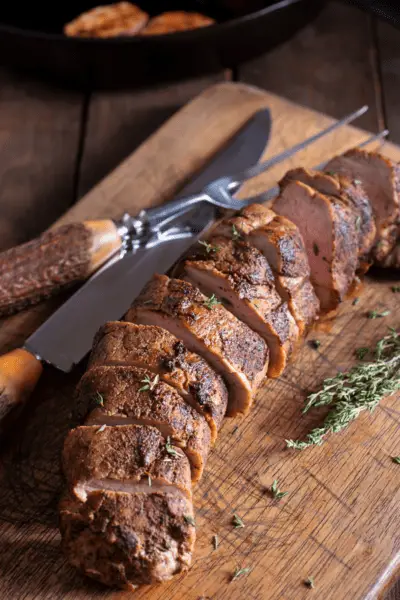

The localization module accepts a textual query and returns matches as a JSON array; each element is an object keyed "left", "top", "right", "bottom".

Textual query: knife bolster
[
  {"left": 0, "top": 349, "right": 43, "bottom": 420},
  {"left": 84, "top": 219, "right": 121, "bottom": 274}
]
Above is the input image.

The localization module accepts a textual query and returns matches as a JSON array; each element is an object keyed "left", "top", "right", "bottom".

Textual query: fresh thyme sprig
[
  {"left": 231, "top": 566, "right": 251, "bottom": 582},
  {"left": 139, "top": 374, "right": 159, "bottom": 392},
  {"left": 231, "top": 225, "right": 242, "bottom": 241},
  {"left": 212, "top": 534, "right": 219, "bottom": 550},
  {"left": 232, "top": 513, "right": 245, "bottom": 528},
  {"left": 304, "top": 576, "right": 315, "bottom": 589},
  {"left": 203, "top": 294, "right": 221, "bottom": 310},
  {"left": 392, "top": 456, "right": 400, "bottom": 464},
  {"left": 199, "top": 240, "right": 220, "bottom": 254},
  {"left": 165, "top": 436, "right": 180, "bottom": 457},
  {"left": 270, "top": 479, "right": 288, "bottom": 500},
  {"left": 286, "top": 329, "right": 400, "bottom": 450},
  {"left": 93, "top": 392, "right": 104, "bottom": 406},
  {"left": 184, "top": 514, "right": 196, "bottom": 526},
  {"left": 367, "top": 309, "right": 390, "bottom": 319}
]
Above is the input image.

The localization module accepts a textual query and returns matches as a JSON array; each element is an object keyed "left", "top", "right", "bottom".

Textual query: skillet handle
[{"left": 0, "top": 220, "right": 122, "bottom": 317}]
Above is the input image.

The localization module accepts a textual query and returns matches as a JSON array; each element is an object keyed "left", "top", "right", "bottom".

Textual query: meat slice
[
  {"left": 211, "top": 203, "right": 276, "bottom": 238},
  {"left": 77, "top": 365, "right": 211, "bottom": 482},
  {"left": 180, "top": 236, "right": 298, "bottom": 377},
  {"left": 141, "top": 11, "right": 214, "bottom": 35},
  {"left": 125, "top": 275, "right": 269, "bottom": 416},
  {"left": 325, "top": 148, "right": 400, "bottom": 259},
  {"left": 60, "top": 488, "right": 194, "bottom": 589},
  {"left": 274, "top": 181, "right": 358, "bottom": 311},
  {"left": 63, "top": 424, "right": 192, "bottom": 502},
  {"left": 89, "top": 322, "right": 227, "bottom": 442},
  {"left": 281, "top": 166, "right": 376, "bottom": 270},
  {"left": 64, "top": 3, "right": 149, "bottom": 38},
  {"left": 248, "top": 213, "right": 320, "bottom": 335}
]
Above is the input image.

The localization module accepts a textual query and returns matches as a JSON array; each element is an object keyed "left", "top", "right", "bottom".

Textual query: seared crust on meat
[
  {"left": 180, "top": 236, "right": 298, "bottom": 377},
  {"left": 89, "top": 321, "right": 227, "bottom": 442},
  {"left": 141, "top": 11, "right": 214, "bottom": 35},
  {"left": 77, "top": 365, "right": 211, "bottom": 482},
  {"left": 325, "top": 148, "right": 400, "bottom": 261},
  {"left": 274, "top": 181, "right": 358, "bottom": 311},
  {"left": 212, "top": 203, "right": 276, "bottom": 238},
  {"left": 282, "top": 167, "right": 376, "bottom": 271},
  {"left": 126, "top": 275, "right": 269, "bottom": 415},
  {"left": 60, "top": 489, "right": 195, "bottom": 589},
  {"left": 64, "top": 2, "right": 148, "bottom": 37},
  {"left": 63, "top": 424, "right": 192, "bottom": 498}
]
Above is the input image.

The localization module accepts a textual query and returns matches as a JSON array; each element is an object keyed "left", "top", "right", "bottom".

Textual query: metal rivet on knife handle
[
  {"left": 0, "top": 219, "right": 122, "bottom": 318},
  {"left": 0, "top": 349, "right": 43, "bottom": 421}
]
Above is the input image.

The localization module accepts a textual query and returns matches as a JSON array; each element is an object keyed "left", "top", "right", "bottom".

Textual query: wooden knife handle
[
  {"left": 0, "top": 220, "right": 122, "bottom": 317},
  {"left": 0, "top": 349, "right": 43, "bottom": 421}
]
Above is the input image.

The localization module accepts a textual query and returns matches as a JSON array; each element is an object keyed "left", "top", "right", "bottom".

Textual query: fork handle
[{"left": 0, "top": 220, "right": 121, "bottom": 317}]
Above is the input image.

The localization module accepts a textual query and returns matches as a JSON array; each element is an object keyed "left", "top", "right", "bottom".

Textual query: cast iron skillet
[{"left": 0, "top": 0, "right": 323, "bottom": 89}]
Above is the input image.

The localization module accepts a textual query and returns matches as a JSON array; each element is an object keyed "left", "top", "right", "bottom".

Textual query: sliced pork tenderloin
[
  {"left": 248, "top": 213, "right": 320, "bottom": 335},
  {"left": 60, "top": 489, "right": 194, "bottom": 590},
  {"left": 179, "top": 235, "right": 298, "bottom": 377},
  {"left": 63, "top": 424, "right": 192, "bottom": 502},
  {"left": 125, "top": 274, "right": 269, "bottom": 416},
  {"left": 281, "top": 166, "right": 376, "bottom": 271},
  {"left": 89, "top": 321, "right": 228, "bottom": 442},
  {"left": 274, "top": 180, "right": 358, "bottom": 311},
  {"left": 211, "top": 203, "right": 276, "bottom": 238},
  {"left": 77, "top": 365, "right": 211, "bottom": 482},
  {"left": 324, "top": 148, "right": 400, "bottom": 260}
]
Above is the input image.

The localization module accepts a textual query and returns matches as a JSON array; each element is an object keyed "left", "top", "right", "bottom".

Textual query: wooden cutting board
[{"left": 0, "top": 82, "right": 399, "bottom": 600}]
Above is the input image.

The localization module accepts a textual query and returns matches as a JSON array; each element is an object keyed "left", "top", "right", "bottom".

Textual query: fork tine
[
  {"left": 240, "top": 128, "right": 390, "bottom": 207},
  {"left": 228, "top": 105, "right": 369, "bottom": 192}
]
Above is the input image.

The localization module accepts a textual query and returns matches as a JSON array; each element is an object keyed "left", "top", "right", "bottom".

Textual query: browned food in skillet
[
  {"left": 141, "top": 11, "right": 215, "bottom": 35},
  {"left": 88, "top": 321, "right": 228, "bottom": 442},
  {"left": 179, "top": 234, "right": 299, "bottom": 378},
  {"left": 126, "top": 274, "right": 269, "bottom": 416},
  {"left": 77, "top": 365, "right": 211, "bottom": 482},
  {"left": 324, "top": 148, "right": 400, "bottom": 262},
  {"left": 64, "top": 2, "right": 148, "bottom": 38},
  {"left": 274, "top": 180, "right": 358, "bottom": 312},
  {"left": 60, "top": 424, "right": 194, "bottom": 590}
]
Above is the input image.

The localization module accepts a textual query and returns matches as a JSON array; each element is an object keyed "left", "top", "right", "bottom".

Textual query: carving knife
[
  {"left": 0, "top": 108, "right": 272, "bottom": 421},
  {"left": 0, "top": 109, "right": 271, "bottom": 318}
]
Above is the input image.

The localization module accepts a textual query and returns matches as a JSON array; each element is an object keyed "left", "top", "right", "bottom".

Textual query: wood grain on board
[{"left": 0, "top": 83, "right": 399, "bottom": 600}]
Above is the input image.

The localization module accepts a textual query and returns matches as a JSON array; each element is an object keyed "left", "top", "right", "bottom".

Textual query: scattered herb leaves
[
  {"left": 203, "top": 294, "right": 221, "bottom": 310},
  {"left": 270, "top": 479, "right": 288, "bottom": 500},
  {"left": 232, "top": 513, "right": 245, "bottom": 528},
  {"left": 353, "top": 178, "right": 362, "bottom": 186},
  {"left": 148, "top": 475, "right": 152, "bottom": 487},
  {"left": 199, "top": 240, "right": 220, "bottom": 254},
  {"left": 94, "top": 392, "right": 104, "bottom": 406},
  {"left": 355, "top": 215, "right": 361, "bottom": 230},
  {"left": 165, "top": 437, "right": 180, "bottom": 458},
  {"left": 231, "top": 225, "right": 242, "bottom": 241},
  {"left": 367, "top": 309, "right": 390, "bottom": 319},
  {"left": 304, "top": 576, "right": 315, "bottom": 589},
  {"left": 392, "top": 456, "right": 400, "bottom": 464},
  {"left": 355, "top": 347, "right": 369, "bottom": 360},
  {"left": 391, "top": 286, "right": 400, "bottom": 293},
  {"left": 139, "top": 373, "right": 159, "bottom": 392},
  {"left": 231, "top": 425, "right": 239, "bottom": 434},
  {"left": 184, "top": 515, "right": 196, "bottom": 526},
  {"left": 352, "top": 297, "right": 360, "bottom": 306},
  {"left": 96, "top": 424, "right": 106, "bottom": 434},
  {"left": 286, "top": 329, "right": 400, "bottom": 449},
  {"left": 231, "top": 566, "right": 251, "bottom": 582},
  {"left": 309, "top": 339, "right": 321, "bottom": 350},
  {"left": 212, "top": 534, "right": 219, "bottom": 550},
  {"left": 313, "top": 242, "right": 319, "bottom": 256}
]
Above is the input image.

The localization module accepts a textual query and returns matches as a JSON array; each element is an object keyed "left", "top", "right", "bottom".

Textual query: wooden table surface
[{"left": 0, "top": 1, "right": 399, "bottom": 598}]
